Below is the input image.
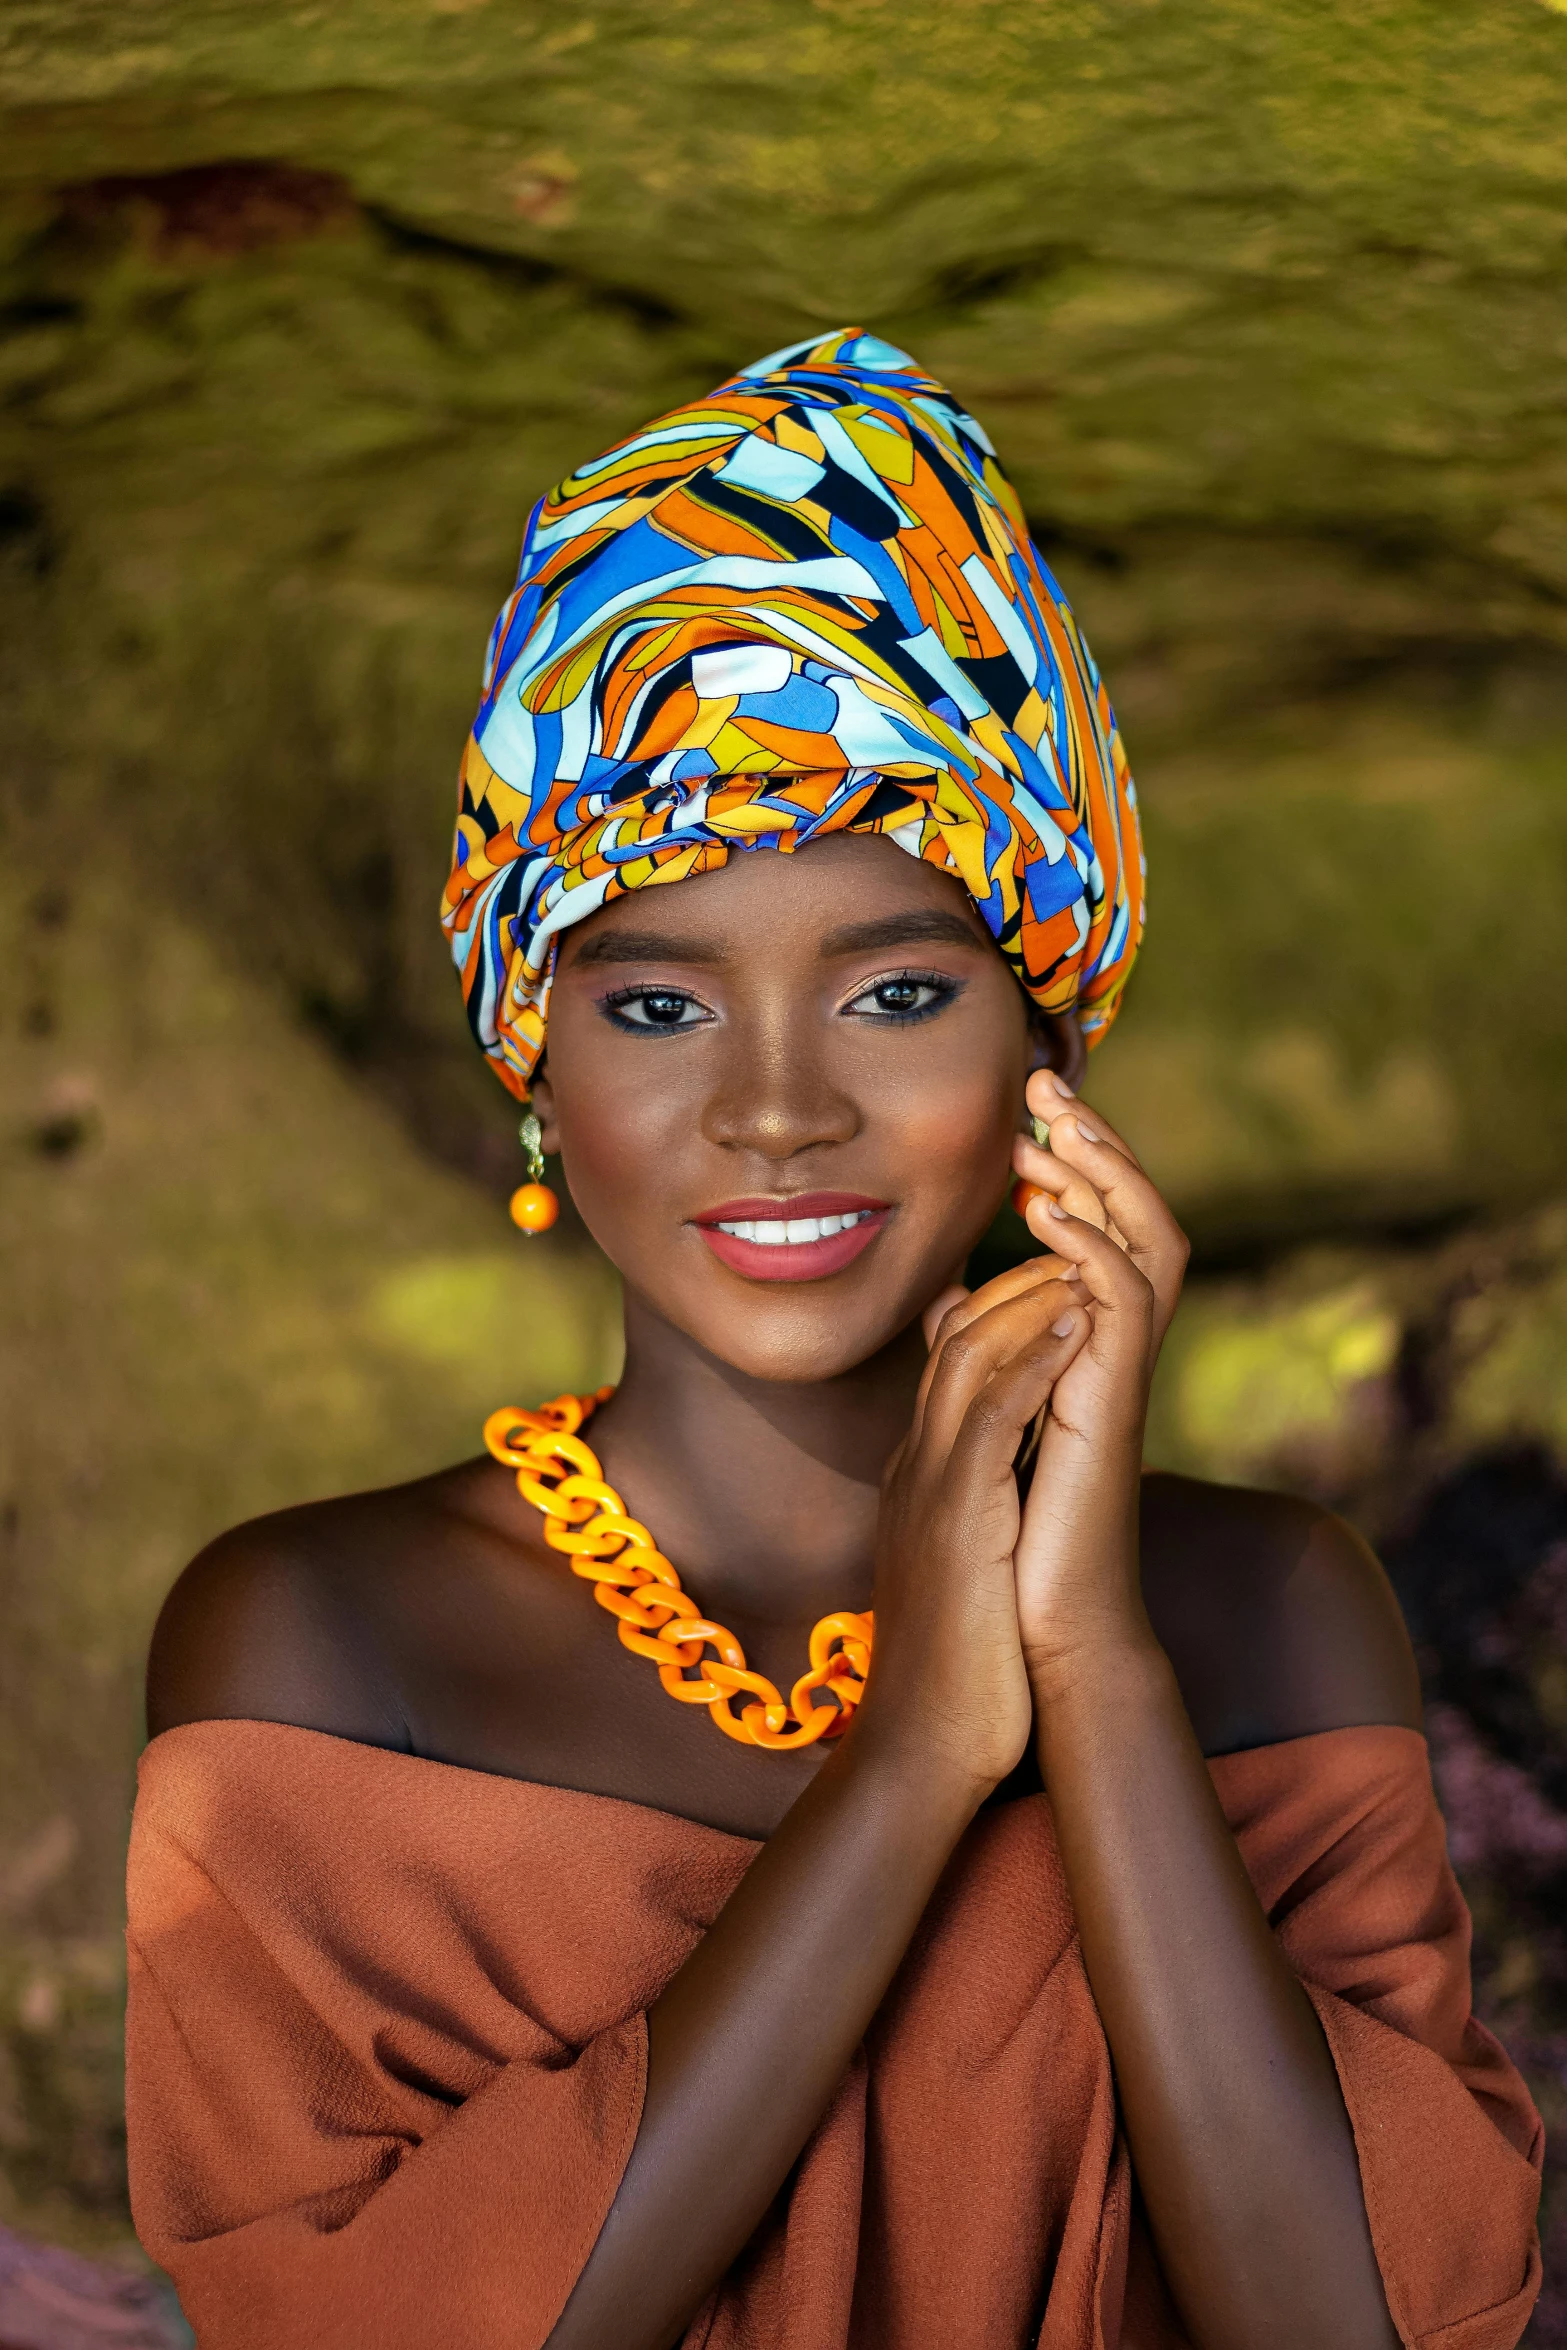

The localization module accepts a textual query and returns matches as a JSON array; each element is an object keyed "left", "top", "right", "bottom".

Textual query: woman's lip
[
  {"left": 695, "top": 1206, "right": 891, "bottom": 1284},
  {"left": 694, "top": 1193, "right": 889, "bottom": 1225}
]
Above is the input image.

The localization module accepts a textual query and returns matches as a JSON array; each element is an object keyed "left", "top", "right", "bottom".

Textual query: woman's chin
[{"left": 647, "top": 1280, "right": 930, "bottom": 1389}]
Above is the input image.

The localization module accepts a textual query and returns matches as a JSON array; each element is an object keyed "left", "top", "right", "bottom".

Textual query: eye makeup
[
  {"left": 842, "top": 968, "right": 965, "bottom": 1025},
  {"left": 598, "top": 985, "right": 715, "bottom": 1033}
]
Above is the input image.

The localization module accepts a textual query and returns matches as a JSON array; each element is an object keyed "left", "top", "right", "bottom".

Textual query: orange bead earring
[{"left": 509, "top": 1108, "right": 560, "bottom": 1237}]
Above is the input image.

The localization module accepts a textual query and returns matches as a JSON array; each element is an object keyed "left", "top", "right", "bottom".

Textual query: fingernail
[
  {"left": 1052, "top": 1313, "right": 1076, "bottom": 1337},
  {"left": 1071, "top": 1117, "right": 1098, "bottom": 1144},
  {"left": 1047, "top": 1199, "right": 1070, "bottom": 1221},
  {"left": 1050, "top": 1074, "right": 1076, "bottom": 1098}
]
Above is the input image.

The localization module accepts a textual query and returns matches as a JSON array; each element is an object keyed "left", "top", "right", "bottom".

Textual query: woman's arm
[
  {"left": 549, "top": 1272, "right": 1093, "bottom": 2350},
  {"left": 547, "top": 1731, "right": 975, "bottom": 2350},
  {"left": 1039, "top": 1644, "right": 1400, "bottom": 2350},
  {"left": 1011, "top": 1096, "right": 1402, "bottom": 2350}
]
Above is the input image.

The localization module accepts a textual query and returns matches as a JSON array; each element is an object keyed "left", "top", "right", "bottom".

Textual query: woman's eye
[
  {"left": 603, "top": 987, "right": 711, "bottom": 1031},
  {"left": 847, "top": 973, "right": 959, "bottom": 1023}
]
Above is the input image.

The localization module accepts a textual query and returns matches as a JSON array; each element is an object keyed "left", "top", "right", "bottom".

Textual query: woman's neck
[{"left": 582, "top": 1289, "right": 927, "bottom": 1627}]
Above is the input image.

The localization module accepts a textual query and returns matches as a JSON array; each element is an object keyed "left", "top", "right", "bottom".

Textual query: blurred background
[{"left": 1, "top": 0, "right": 1565, "bottom": 2338}]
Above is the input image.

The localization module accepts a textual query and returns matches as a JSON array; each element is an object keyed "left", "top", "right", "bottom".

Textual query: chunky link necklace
[{"left": 484, "top": 1391, "right": 873, "bottom": 1750}]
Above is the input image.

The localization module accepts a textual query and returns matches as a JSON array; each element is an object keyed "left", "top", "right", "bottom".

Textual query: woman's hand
[
  {"left": 861, "top": 1255, "right": 1094, "bottom": 1795},
  {"left": 1008, "top": 1072, "right": 1189, "bottom": 1683},
  {"left": 861, "top": 1074, "right": 1186, "bottom": 1787},
  {"left": 1011, "top": 1071, "right": 1186, "bottom": 1363}
]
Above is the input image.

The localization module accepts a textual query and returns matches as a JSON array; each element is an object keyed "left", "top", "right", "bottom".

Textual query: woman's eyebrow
[
  {"left": 570, "top": 928, "right": 728, "bottom": 967},
  {"left": 569, "top": 908, "right": 984, "bottom": 967},
  {"left": 821, "top": 910, "right": 986, "bottom": 956}
]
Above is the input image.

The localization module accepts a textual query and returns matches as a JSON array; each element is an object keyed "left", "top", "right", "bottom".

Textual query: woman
[{"left": 127, "top": 332, "right": 1542, "bottom": 2350}]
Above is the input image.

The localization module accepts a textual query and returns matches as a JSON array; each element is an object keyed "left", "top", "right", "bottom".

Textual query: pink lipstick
[{"left": 692, "top": 1192, "right": 891, "bottom": 1283}]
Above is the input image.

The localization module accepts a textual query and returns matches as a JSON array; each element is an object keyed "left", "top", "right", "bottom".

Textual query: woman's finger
[
  {"left": 910, "top": 1258, "right": 1065, "bottom": 1447},
  {"left": 1009, "top": 1136, "right": 1110, "bottom": 1235},
  {"left": 921, "top": 1283, "right": 970, "bottom": 1351},
  {"left": 1024, "top": 1070, "right": 1144, "bottom": 1170},
  {"left": 1025, "top": 1119, "right": 1188, "bottom": 1348},
  {"left": 914, "top": 1272, "right": 1088, "bottom": 1469},
  {"left": 942, "top": 1305, "right": 1093, "bottom": 1497},
  {"left": 923, "top": 1251, "right": 1084, "bottom": 1365},
  {"left": 1022, "top": 1196, "right": 1158, "bottom": 1393}
]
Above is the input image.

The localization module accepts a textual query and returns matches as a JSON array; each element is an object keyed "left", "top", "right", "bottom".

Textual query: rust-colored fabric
[{"left": 125, "top": 1721, "right": 1541, "bottom": 2350}]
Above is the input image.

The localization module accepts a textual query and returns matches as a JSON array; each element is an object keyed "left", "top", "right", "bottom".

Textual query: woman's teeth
[{"left": 714, "top": 1210, "right": 872, "bottom": 1246}]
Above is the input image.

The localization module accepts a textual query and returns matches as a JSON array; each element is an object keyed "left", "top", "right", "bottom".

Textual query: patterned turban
[{"left": 441, "top": 329, "right": 1144, "bottom": 1101}]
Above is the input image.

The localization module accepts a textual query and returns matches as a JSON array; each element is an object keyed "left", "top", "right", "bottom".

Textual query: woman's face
[{"left": 533, "top": 832, "right": 1080, "bottom": 1385}]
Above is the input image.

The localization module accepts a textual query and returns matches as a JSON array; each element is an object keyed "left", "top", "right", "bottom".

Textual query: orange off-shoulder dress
[{"left": 125, "top": 1719, "right": 1542, "bottom": 2350}]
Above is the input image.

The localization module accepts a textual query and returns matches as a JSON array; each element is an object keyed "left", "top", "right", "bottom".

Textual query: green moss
[
  {"left": 366, "top": 1249, "right": 620, "bottom": 1388},
  {"left": 1449, "top": 1210, "right": 1567, "bottom": 1457},
  {"left": 0, "top": 1939, "right": 128, "bottom": 2236},
  {"left": 1144, "top": 1211, "right": 1567, "bottom": 1499},
  {"left": 1160, "top": 1276, "right": 1400, "bottom": 1483},
  {"left": 0, "top": 852, "right": 618, "bottom": 2229},
  {"left": 0, "top": 193, "right": 1563, "bottom": 1228}
]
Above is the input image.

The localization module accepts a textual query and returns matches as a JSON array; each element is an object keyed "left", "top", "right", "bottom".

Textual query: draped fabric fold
[
  {"left": 126, "top": 1720, "right": 1540, "bottom": 2350},
  {"left": 439, "top": 330, "right": 1144, "bottom": 1101}
]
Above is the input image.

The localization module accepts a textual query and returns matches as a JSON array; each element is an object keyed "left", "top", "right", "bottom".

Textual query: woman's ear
[
  {"left": 1028, "top": 1010, "right": 1088, "bottom": 1095},
  {"left": 528, "top": 1067, "right": 562, "bottom": 1155}
]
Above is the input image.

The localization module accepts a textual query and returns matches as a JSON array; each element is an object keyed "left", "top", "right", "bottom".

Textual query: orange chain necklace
[{"left": 483, "top": 1391, "right": 873, "bottom": 1750}]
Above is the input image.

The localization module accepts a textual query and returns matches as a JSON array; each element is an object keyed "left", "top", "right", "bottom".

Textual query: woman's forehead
[{"left": 559, "top": 835, "right": 994, "bottom": 966}]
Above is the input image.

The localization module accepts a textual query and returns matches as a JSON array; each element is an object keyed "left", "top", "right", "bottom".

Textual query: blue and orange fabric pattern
[{"left": 441, "top": 329, "right": 1145, "bottom": 1101}]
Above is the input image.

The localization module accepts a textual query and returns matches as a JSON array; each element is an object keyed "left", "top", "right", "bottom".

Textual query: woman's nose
[{"left": 700, "top": 1033, "right": 860, "bottom": 1161}]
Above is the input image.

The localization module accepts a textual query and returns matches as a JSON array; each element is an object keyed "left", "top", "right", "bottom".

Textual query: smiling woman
[
  {"left": 532, "top": 839, "right": 1052, "bottom": 1370},
  {"left": 124, "top": 334, "right": 1540, "bottom": 2350},
  {"left": 567, "top": 892, "right": 999, "bottom": 1272}
]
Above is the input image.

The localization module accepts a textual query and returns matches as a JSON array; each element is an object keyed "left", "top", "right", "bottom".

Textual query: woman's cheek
[
  {"left": 887, "top": 1053, "right": 1019, "bottom": 1204},
  {"left": 543, "top": 1061, "right": 676, "bottom": 1246},
  {"left": 559, "top": 1087, "right": 682, "bottom": 1229}
]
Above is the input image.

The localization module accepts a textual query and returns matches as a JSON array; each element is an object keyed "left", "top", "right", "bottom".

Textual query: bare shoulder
[
  {"left": 145, "top": 1462, "right": 494, "bottom": 1746},
  {"left": 1138, "top": 1472, "right": 1424, "bottom": 1758}
]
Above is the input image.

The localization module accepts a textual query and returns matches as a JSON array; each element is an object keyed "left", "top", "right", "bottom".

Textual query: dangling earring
[{"left": 510, "top": 1108, "right": 560, "bottom": 1236}]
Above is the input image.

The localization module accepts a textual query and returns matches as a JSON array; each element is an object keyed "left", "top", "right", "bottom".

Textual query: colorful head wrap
[{"left": 442, "top": 329, "right": 1143, "bottom": 1101}]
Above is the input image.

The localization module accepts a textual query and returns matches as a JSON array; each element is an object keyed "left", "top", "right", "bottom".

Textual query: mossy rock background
[{"left": 1, "top": 0, "right": 1566, "bottom": 2315}]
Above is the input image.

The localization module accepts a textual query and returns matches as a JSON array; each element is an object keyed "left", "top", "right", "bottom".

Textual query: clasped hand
[{"left": 861, "top": 1072, "right": 1190, "bottom": 1795}]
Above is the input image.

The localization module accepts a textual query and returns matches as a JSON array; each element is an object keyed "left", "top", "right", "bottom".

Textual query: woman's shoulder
[
  {"left": 147, "top": 1459, "right": 1425, "bottom": 1772},
  {"left": 144, "top": 1458, "right": 527, "bottom": 1746},
  {"left": 1138, "top": 1472, "right": 1424, "bottom": 1758}
]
